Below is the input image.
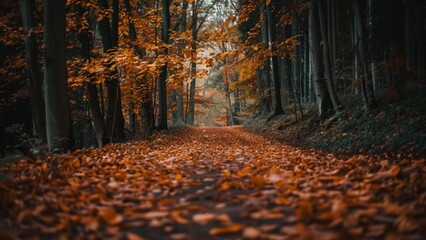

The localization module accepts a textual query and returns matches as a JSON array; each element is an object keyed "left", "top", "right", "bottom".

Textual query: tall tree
[
  {"left": 187, "top": 0, "right": 220, "bottom": 125},
  {"left": 176, "top": 0, "right": 189, "bottom": 123},
  {"left": 98, "top": 0, "right": 126, "bottom": 141},
  {"left": 308, "top": 0, "right": 332, "bottom": 117},
  {"left": 316, "top": 0, "right": 341, "bottom": 113},
  {"left": 157, "top": 0, "right": 170, "bottom": 130},
  {"left": 266, "top": 0, "right": 284, "bottom": 117},
  {"left": 76, "top": 3, "right": 108, "bottom": 147},
  {"left": 43, "top": 0, "right": 73, "bottom": 151},
  {"left": 259, "top": 1, "right": 272, "bottom": 115},
  {"left": 187, "top": 1, "right": 198, "bottom": 125},
  {"left": 124, "top": 0, "right": 154, "bottom": 137},
  {"left": 20, "top": 0, "right": 46, "bottom": 141},
  {"left": 353, "top": 0, "right": 375, "bottom": 110}
]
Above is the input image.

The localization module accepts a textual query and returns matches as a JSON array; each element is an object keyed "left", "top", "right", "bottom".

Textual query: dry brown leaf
[
  {"left": 143, "top": 211, "right": 169, "bottom": 219},
  {"left": 192, "top": 213, "right": 216, "bottom": 224},
  {"left": 171, "top": 210, "right": 188, "bottom": 224},
  {"left": 81, "top": 216, "right": 99, "bottom": 231},
  {"left": 250, "top": 210, "right": 283, "bottom": 219},
  {"left": 98, "top": 208, "right": 123, "bottom": 225},
  {"left": 209, "top": 224, "right": 243, "bottom": 236},
  {"left": 242, "top": 227, "right": 261, "bottom": 239}
]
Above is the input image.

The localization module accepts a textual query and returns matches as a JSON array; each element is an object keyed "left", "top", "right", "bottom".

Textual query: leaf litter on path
[{"left": 1, "top": 126, "right": 425, "bottom": 239}]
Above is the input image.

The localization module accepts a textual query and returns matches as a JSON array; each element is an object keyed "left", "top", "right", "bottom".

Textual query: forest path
[{"left": 1, "top": 126, "right": 425, "bottom": 239}]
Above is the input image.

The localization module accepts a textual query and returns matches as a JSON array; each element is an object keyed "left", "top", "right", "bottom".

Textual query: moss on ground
[{"left": 246, "top": 84, "right": 426, "bottom": 158}]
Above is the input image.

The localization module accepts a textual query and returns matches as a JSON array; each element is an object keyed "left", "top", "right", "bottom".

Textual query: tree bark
[
  {"left": 266, "top": 0, "right": 284, "bottom": 116},
  {"left": 98, "top": 0, "right": 125, "bottom": 142},
  {"left": 124, "top": 0, "right": 154, "bottom": 137},
  {"left": 176, "top": 1, "right": 188, "bottom": 123},
  {"left": 188, "top": 2, "right": 198, "bottom": 125},
  {"left": 309, "top": 1, "right": 333, "bottom": 117},
  {"left": 20, "top": 0, "right": 46, "bottom": 142},
  {"left": 317, "top": 0, "right": 341, "bottom": 112},
  {"left": 157, "top": 0, "right": 170, "bottom": 130},
  {"left": 44, "top": 0, "right": 74, "bottom": 152},
  {"left": 259, "top": 1, "right": 272, "bottom": 114},
  {"left": 354, "top": 0, "right": 375, "bottom": 110},
  {"left": 76, "top": 3, "right": 108, "bottom": 147}
]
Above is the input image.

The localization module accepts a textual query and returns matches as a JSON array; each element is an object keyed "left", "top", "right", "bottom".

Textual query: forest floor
[
  {"left": 247, "top": 84, "right": 426, "bottom": 159},
  {"left": 1, "top": 126, "right": 426, "bottom": 239}
]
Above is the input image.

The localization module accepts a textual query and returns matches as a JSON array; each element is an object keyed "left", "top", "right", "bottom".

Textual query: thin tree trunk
[
  {"left": 405, "top": 0, "right": 413, "bottom": 71},
  {"left": 224, "top": 60, "right": 234, "bottom": 125},
  {"left": 317, "top": 0, "right": 341, "bottom": 112},
  {"left": 20, "top": 0, "right": 46, "bottom": 142},
  {"left": 309, "top": 1, "right": 333, "bottom": 117},
  {"left": 98, "top": 0, "right": 125, "bottom": 142},
  {"left": 44, "top": 0, "right": 74, "bottom": 151},
  {"left": 124, "top": 0, "right": 153, "bottom": 137},
  {"left": 292, "top": 10, "right": 301, "bottom": 103},
  {"left": 259, "top": 1, "right": 272, "bottom": 114},
  {"left": 76, "top": 3, "right": 107, "bottom": 147},
  {"left": 256, "top": 68, "right": 268, "bottom": 115},
  {"left": 188, "top": 2, "right": 198, "bottom": 125},
  {"left": 176, "top": 1, "right": 188, "bottom": 124},
  {"left": 157, "top": 0, "right": 170, "bottom": 130},
  {"left": 266, "top": 0, "right": 284, "bottom": 117},
  {"left": 354, "top": 0, "right": 375, "bottom": 110}
]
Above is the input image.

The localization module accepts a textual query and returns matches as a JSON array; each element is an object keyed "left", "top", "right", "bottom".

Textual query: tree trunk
[
  {"left": 259, "top": 1, "right": 272, "bottom": 114},
  {"left": 188, "top": 2, "right": 198, "bottom": 125},
  {"left": 98, "top": 0, "right": 125, "bottom": 142},
  {"left": 354, "top": 0, "right": 375, "bottom": 110},
  {"left": 266, "top": 0, "right": 284, "bottom": 116},
  {"left": 292, "top": 10, "right": 300, "bottom": 103},
  {"left": 44, "top": 0, "right": 74, "bottom": 152},
  {"left": 77, "top": 11, "right": 107, "bottom": 147},
  {"left": 20, "top": 0, "right": 46, "bottom": 142},
  {"left": 157, "top": 0, "right": 170, "bottom": 130},
  {"left": 176, "top": 1, "right": 188, "bottom": 124},
  {"left": 224, "top": 61, "right": 234, "bottom": 126},
  {"left": 317, "top": 0, "right": 341, "bottom": 112},
  {"left": 76, "top": 3, "right": 107, "bottom": 147},
  {"left": 368, "top": 0, "right": 379, "bottom": 91},
  {"left": 405, "top": 0, "right": 413, "bottom": 71},
  {"left": 309, "top": 1, "right": 333, "bottom": 117},
  {"left": 255, "top": 68, "right": 266, "bottom": 115},
  {"left": 124, "top": 0, "right": 154, "bottom": 137}
]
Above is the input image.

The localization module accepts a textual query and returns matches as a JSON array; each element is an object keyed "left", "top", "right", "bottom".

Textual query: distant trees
[
  {"left": 1, "top": 0, "right": 425, "bottom": 152},
  {"left": 228, "top": 0, "right": 425, "bottom": 120},
  {"left": 1, "top": 0, "right": 225, "bottom": 151}
]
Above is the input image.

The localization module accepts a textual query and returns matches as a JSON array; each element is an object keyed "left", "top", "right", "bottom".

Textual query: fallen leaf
[
  {"left": 192, "top": 213, "right": 216, "bottom": 224},
  {"left": 209, "top": 224, "right": 243, "bottom": 236},
  {"left": 98, "top": 208, "right": 123, "bottom": 225},
  {"left": 143, "top": 211, "right": 169, "bottom": 219},
  {"left": 171, "top": 210, "right": 188, "bottom": 224},
  {"left": 242, "top": 227, "right": 261, "bottom": 239}
]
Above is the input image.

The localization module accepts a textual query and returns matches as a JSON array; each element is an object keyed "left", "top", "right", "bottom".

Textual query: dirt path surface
[{"left": 1, "top": 126, "right": 425, "bottom": 239}]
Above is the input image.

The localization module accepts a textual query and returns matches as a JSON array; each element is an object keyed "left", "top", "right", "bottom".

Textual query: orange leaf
[
  {"left": 98, "top": 208, "right": 123, "bottom": 225},
  {"left": 219, "top": 181, "right": 230, "bottom": 191},
  {"left": 171, "top": 210, "right": 189, "bottom": 224},
  {"left": 209, "top": 224, "right": 243, "bottom": 236}
]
